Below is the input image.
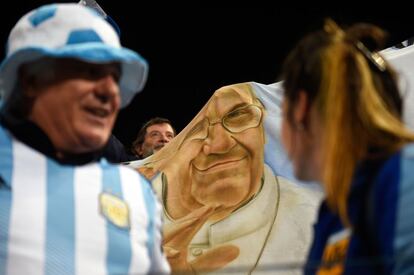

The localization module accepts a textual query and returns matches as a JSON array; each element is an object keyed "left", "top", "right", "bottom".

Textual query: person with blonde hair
[{"left": 280, "top": 19, "right": 414, "bottom": 274}]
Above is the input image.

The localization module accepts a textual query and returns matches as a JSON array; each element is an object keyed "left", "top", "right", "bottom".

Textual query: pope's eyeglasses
[{"left": 185, "top": 104, "right": 263, "bottom": 141}]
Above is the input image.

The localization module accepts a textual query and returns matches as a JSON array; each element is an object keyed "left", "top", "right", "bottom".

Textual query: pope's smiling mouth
[{"left": 193, "top": 156, "right": 247, "bottom": 173}]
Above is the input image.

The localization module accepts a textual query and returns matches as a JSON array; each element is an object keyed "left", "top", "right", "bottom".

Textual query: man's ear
[
  {"left": 293, "top": 90, "right": 309, "bottom": 127},
  {"left": 20, "top": 73, "right": 39, "bottom": 98},
  {"left": 136, "top": 144, "right": 144, "bottom": 156}
]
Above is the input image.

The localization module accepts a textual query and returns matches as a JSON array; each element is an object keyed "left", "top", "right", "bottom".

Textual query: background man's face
[
  {"left": 186, "top": 88, "right": 265, "bottom": 208},
  {"left": 138, "top": 123, "right": 175, "bottom": 158},
  {"left": 28, "top": 60, "right": 121, "bottom": 154}
]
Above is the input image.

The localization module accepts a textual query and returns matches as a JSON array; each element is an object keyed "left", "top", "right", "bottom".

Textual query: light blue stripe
[
  {"left": 0, "top": 126, "right": 13, "bottom": 273},
  {"left": 0, "top": 126, "right": 13, "bottom": 188},
  {"left": 395, "top": 144, "right": 414, "bottom": 274},
  {"left": 101, "top": 160, "right": 131, "bottom": 274},
  {"left": 28, "top": 4, "right": 57, "bottom": 27},
  {"left": 252, "top": 82, "right": 297, "bottom": 183},
  {"left": 45, "top": 160, "right": 75, "bottom": 275},
  {"left": 66, "top": 30, "right": 103, "bottom": 45},
  {"left": 140, "top": 175, "right": 155, "bottom": 269}
]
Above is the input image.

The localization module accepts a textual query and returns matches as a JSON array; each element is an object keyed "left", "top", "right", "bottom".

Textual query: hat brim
[{"left": 0, "top": 43, "right": 148, "bottom": 108}]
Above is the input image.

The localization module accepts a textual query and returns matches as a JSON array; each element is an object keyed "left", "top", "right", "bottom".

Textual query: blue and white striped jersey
[{"left": 0, "top": 125, "right": 170, "bottom": 275}]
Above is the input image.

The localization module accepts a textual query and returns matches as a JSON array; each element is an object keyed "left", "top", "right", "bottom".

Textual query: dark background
[{"left": 2, "top": 2, "right": 413, "bottom": 147}]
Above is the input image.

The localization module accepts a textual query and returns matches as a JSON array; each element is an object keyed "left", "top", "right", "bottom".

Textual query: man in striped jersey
[{"left": 0, "top": 3, "right": 170, "bottom": 275}]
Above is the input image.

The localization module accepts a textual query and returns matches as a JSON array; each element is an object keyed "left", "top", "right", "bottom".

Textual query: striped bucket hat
[{"left": 0, "top": 3, "right": 148, "bottom": 108}]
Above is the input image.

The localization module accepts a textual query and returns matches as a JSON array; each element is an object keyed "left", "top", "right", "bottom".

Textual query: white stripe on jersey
[
  {"left": 151, "top": 190, "right": 171, "bottom": 273},
  {"left": 120, "top": 167, "right": 150, "bottom": 273},
  {"left": 74, "top": 163, "right": 106, "bottom": 275},
  {"left": 1, "top": 127, "right": 170, "bottom": 275},
  {"left": 7, "top": 141, "right": 47, "bottom": 275}
]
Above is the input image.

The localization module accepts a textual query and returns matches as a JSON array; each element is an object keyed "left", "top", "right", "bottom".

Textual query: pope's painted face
[{"left": 181, "top": 87, "right": 265, "bottom": 209}]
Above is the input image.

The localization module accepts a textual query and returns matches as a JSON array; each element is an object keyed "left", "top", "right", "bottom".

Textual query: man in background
[
  {"left": 104, "top": 117, "right": 175, "bottom": 163},
  {"left": 131, "top": 117, "right": 176, "bottom": 159}
]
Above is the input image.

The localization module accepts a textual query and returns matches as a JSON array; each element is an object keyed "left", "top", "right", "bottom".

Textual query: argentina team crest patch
[{"left": 99, "top": 192, "right": 130, "bottom": 230}]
